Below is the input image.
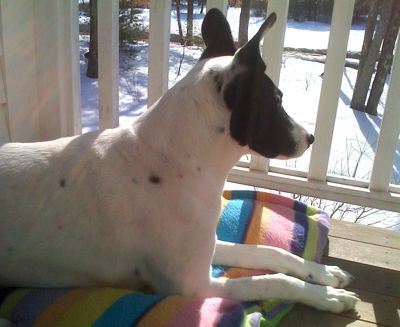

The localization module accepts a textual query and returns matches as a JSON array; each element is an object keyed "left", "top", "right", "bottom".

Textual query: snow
[{"left": 79, "top": 6, "right": 400, "bottom": 229}]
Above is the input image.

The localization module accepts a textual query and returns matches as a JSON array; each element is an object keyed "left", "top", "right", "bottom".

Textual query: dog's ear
[
  {"left": 234, "top": 12, "right": 276, "bottom": 65},
  {"left": 200, "top": 8, "right": 236, "bottom": 60}
]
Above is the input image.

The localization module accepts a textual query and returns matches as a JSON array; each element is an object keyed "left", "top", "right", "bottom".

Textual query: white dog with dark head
[{"left": 0, "top": 9, "right": 358, "bottom": 313}]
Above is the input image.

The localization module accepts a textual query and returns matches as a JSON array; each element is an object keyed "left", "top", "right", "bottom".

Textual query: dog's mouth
[{"left": 273, "top": 126, "right": 314, "bottom": 160}]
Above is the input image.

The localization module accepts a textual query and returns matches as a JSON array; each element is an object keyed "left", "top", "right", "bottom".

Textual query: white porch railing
[{"left": 0, "top": 0, "right": 399, "bottom": 213}]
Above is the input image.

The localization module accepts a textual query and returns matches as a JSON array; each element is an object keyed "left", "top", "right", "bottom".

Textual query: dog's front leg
[
  {"left": 213, "top": 240, "right": 353, "bottom": 288},
  {"left": 206, "top": 273, "right": 358, "bottom": 313}
]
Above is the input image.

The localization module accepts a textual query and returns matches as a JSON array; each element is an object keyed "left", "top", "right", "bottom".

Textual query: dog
[{"left": 0, "top": 9, "right": 358, "bottom": 315}]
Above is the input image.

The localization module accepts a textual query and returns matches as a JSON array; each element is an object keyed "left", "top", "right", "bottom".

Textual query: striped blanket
[{"left": 0, "top": 190, "right": 329, "bottom": 327}]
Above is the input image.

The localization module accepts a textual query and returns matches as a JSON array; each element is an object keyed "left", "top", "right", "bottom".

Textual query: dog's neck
[{"left": 134, "top": 60, "right": 244, "bottom": 192}]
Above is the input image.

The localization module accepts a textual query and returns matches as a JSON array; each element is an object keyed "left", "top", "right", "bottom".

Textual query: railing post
[
  {"left": 148, "top": 0, "right": 171, "bottom": 107},
  {"left": 262, "top": 0, "right": 288, "bottom": 84},
  {"left": 369, "top": 32, "right": 400, "bottom": 192},
  {"left": 0, "top": 36, "right": 10, "bottom": 145},
  {"left": 57, "top": 0, "right": 81, "bottom": 136},
  {"left": 250, "top": 0, "right": 289, "bottom": 172},
  {"left": 0, "top": 0, "right": 40, "bottom": 142},
  {"left": 98, "top": 0, "right": 119, "bottom": 129},
  {"left": 308, "top": 0, "right": 355, "bottom": 181}
]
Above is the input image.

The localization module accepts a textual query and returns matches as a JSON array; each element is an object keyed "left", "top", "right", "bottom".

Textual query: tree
[
  {"left": 186, "top": 0, "right": 194, "bottom": 46},
  {"left": 176, "top": 0, "right": 185, "bottom": 45},
  {"left": 351, "top": 0, "right": 400, "bottom": 115},
  {"left": 238, "top": 0, "right": 251, "bottom": 47},
  {"left": 199, "top": 0, "right": 206, "bottom": 14},
  {"left": 86, "top": 0, "right": 98, "bottom": 78},
  {"left": 350, "top": 0, "right": 390, "bottom": 113},
  {"left": 366, "top": 1, "right": 400, "bottom": 114}
]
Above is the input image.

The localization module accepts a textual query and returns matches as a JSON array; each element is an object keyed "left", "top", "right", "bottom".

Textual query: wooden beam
[
  {"left": 308, "top": 0, "right": 355, "bottom": 181},
  {"left": 228, "top": 168, "right": 400, "bottom": 212},
  {"left": 57, "top": 0, "right": 81, "bottom": 136},
  {"left": 0, "top": 0, "right": 40, "bottom": 142},
  {"left": 98, "top": 0, "right": 119, "bottom": 129},
  {"left": 369, "top": 33, "right": 400, "bottom": 192},
  {"left": 148, "top": 0, "right": 171, "bottom": 107}
]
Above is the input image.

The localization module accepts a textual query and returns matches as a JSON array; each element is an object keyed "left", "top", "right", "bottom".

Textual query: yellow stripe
[
  {"left": 35, "top": 289, "right": 93, "bottom": 327},
  {"left": 35, "top": 288, "right": 131, "bottom": 327},
  {"left": 56, "top": 288, "right": 132, "bottom": 327},
  {"left": 0, "top": 288, "right": 31, "bottom": 319},
  {"left": 303, "top": 207, "right": 320, "bottom": 260},
  {"left": 244, "top": 203, "right": 270, "bottom": 244},
  {"left": 220, "top": 196, "right": 229, "bottom": 215},
  {"left": 137, "top": 296, "right": 187, "bottom": 327}
]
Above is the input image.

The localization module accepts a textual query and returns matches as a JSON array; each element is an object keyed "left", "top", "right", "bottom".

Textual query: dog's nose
[{"left": 307, "top": 134, "right": 315, "bottom": 145}]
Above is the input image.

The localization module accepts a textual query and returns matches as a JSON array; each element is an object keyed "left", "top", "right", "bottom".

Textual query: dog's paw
[
  {"left": 304, "top": 285, "right": 359, "bottom": 313},
  {"left": 304, "top": 262, "right": 353, "bottom": 288},
  {"left": 323, "top": 265, "right": 354, "bottom": 288}
]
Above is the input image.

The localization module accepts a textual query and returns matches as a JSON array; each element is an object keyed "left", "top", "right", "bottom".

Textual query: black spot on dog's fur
[
  {"left": 197, "top": 166, "right": 202, "bottom": 172},
  {"left": 216, "top": 126, "right": 225, "bottom": 134},
  {"left": 59, "top": 178, "right": 66, "bottom": 188},
  {"left": 308, "top": 274, "right": 313, "bottom": 281},
  {"left": 149, "top": 174, "right": 162, "bottom": 184},
  {"left": 214, "top": 75, "right": 223, "bottom": 93},
  {"left": 178, "top": 173, "right": 184, "bottom": 179}
]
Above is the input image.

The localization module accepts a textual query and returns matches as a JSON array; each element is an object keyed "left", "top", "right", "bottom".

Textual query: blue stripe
[
  {"left": 211, "top": 265, "right": 227, "bottom": 278},
  {"left": 12, "top": 288, "right": 69, "bottom": 326},
  {"left": 217, "top": 199, "right": 254, "bottom": 243},
  {"left": 93, "top": 294, "right": 164, "bottom": 327},
  {"left": 291, "top": 201, "right": 308, "bottom": 256},
  {"left": 216, "top": 302, "right": 256, "bottom": 327}
]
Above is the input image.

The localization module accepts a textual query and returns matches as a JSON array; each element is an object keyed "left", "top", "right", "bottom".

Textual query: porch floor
[{"left": 280, "top": 219, "right": 400, "bottom": 326}]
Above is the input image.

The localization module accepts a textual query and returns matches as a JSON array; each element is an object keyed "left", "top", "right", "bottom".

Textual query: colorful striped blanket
[{"left": 0, "top": 190, "right": 329, "bottom": 327}]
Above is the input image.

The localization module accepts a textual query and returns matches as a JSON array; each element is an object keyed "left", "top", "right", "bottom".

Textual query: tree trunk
[
  {"left": 353, "top": 0, "right": 379, "bottom": 88},
  {"left": 176, "top": 0, "right": 185, "bottom": 45},
  {"left": 199, "top": 0, "right": 206, "bottom": 14},
  {"left": 350, "top": 0, "right": 391, "bottom": 111},
  {"left": 238, "top": 0, "right": 251, "bottom": 47},
  {"left": 86, "top": 0, "right": 98, "bottom": 79},
  {"left": 130, "top": 1, "right": 134, "bottom": 23},
  {"left": 186, "top": 0, "right": 194, "bottom": 46},
  {"left": 366, "top": 1, "right": 400, "bottom": 115}
]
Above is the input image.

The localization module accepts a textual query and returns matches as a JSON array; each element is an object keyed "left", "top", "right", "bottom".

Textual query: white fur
[{"left": 0, "top": 56, "right": 358, "bottom": 313}]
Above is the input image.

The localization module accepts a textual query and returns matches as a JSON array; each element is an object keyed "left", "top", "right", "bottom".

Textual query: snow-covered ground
[{"left": 79, "top": 6, "right": 400, "bottom": 230}]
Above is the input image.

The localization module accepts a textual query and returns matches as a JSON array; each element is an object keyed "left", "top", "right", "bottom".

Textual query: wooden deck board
[
  {"left": 329, "top": 220, "right": 400, "bottom": 249},
  {"left": 280, "top": 220, "right": 400, "bottom": 326},
  {"left": 326, "top": 236, "right": 400, "bottom": 270}
]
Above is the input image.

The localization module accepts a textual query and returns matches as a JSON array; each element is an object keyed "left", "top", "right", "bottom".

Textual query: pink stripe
[
  {"left": 262, "top": 203, "right": 295, "bottom": 251},
  {"left": 165, "top": 298, "right": 238, "bottom": 327}
]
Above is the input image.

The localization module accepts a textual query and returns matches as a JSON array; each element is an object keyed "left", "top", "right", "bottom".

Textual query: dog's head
[{"left": 199, "top": 9, "right": 314, "bottom": 159}]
